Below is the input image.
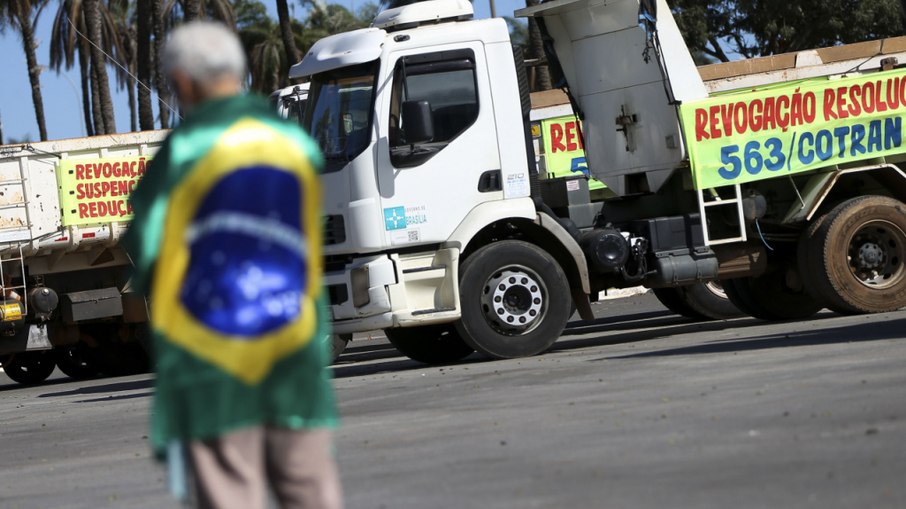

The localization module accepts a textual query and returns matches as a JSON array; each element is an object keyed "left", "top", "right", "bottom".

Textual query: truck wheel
[
  {"left": 54, "top": 345, "right": 100, "bottom": 380},
  {"left": 329, "top": 334, "right": 350, "bottom": 364},
  {"left": 723, "top": 268, "right": 822, "bottom": 320},
  {"left": 682, "top": 281, "right": 743, "bottom": 320},
  {"left": 0, "top": 351, "right": 56, "bottom": 385},
  {"left": 653, "top": 287, "right": 703, "bottom": 319},
  {"left": 455, "top": 240, "right": 571, "bottom": 359},
  {"left": 802, "top": 196, "right": 906, "bottom": 313},
  {"left": 654, "top": 282, "right": 743, "bottom": 321},
  {"left": 385, "top": 325, "right": 474, "bottom": 364}
]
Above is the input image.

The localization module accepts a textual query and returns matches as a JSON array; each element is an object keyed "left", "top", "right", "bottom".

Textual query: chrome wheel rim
[{"left": 480, "top": 266, "right": 547, "bottom": 335}]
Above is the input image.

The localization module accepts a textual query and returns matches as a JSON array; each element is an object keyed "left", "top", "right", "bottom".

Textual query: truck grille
[{"left": 324, "top": 215, "right": 346, "bottom": 245}]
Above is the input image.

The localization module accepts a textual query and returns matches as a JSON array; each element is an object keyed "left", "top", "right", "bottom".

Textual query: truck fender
[
  {"left": 535, "top": 213, "right": 594, "bottom": 321},
  {"left": 444, "top": 200, "right": 594, "bottom": 320},
  {"left": 445, "top": 199, "right": 537, "bottom": 252},
  {"left": 782, "top": 164, "right": 906, "bottom": 223}
]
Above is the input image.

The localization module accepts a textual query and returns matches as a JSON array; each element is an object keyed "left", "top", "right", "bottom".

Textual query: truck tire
[
  {"left": 54, "top": 345, "right": 100, "bottom": 380},
  {"left": 455, "top": 240, "right": 571, "bottom": 359},
  {"left": 653, "top": 287, "right": 702, "bottom": 319},
  {"left": 329, "top": 334, "right": 350, "bottom": 364},
  {"left": 801, "top": 196, "right": 906, "bottom": 314},
  {"left": 385, "top": 324, "right": 474, "bottom": 364},
  {"left": 0, "top": 351, "right": 56, "bottom": 385},
  {"left": 682, "top": 281, "right": 744, "bottom": 319},
  {"left": 654, "top": 282, "right": 743, "bottom": 321},
  {"left": 723, "top": 268, "right": 822, "bottom": 320}
]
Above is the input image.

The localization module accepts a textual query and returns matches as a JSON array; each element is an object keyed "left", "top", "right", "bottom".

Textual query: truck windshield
[{"left": 302, "top": 61, "right": 377, "bottom": 173}]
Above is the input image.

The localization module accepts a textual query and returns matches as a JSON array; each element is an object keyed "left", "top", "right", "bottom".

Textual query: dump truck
[
  {"left": 0, "top": 132, "right": 165, "bottom": 384},
  {"left": 288, "top": 0, "right": 906, "bottom": 364}
]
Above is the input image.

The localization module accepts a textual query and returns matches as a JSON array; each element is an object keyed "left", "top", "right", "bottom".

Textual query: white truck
[
  {"left": 288, "top": 0, "right": 906, "bottom": 363},
  {"left": 0, "top": 132, "right": 165, "bottom": 384}
]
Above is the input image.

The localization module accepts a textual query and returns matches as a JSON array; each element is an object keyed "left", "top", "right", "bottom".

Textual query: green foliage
[
  {"left": 233, "top": 0, "right": 377, "bottom": 93},
  {"left": 505, "top": 16, "right": 527, "bottom": 51},
  {"left": 672, "top": 0, "right": 905, "bottom": 62}
]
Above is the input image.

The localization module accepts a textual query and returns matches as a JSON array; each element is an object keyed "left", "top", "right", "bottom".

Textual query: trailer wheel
[
  {"left": 329, "top": 334, "right": 350, "bottom": 364},
  {"left": 803, "top": 196, "right": 906, "bottom": 313},
  {"left": 654, "top": 282, "right": 742, "bottom": 321},
  {"left": 0, "top": 351, "right": 56, "bottom": 385},
  {"left": 723, "top": 268, "right": 822, "bottom": 321},
  {"left": 455, "top": 240, "right": 571, "bottom": 359},
  {"left": 54, "top": 345, "right": 100, "bottom": 380},
  {"left": 653, "top": 287, "right": 702, "bottom": 319},
  {"left": 682, "top": 281, "right": 744, "bottom": 319},
  {"left": 385, "top": 325, "right": 474, "bottom": 364}
]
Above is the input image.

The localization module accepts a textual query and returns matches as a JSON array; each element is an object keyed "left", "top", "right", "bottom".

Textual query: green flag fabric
[{"left": 122, "top": 95, "right": 338, "bottom": 456}]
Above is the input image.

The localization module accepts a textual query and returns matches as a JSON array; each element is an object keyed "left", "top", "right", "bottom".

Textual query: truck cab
[{"left": 291, "top": 1, "right": 548, "bottom": 357}]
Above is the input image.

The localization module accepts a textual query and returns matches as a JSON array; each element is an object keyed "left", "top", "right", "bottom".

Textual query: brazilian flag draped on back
[{"left": 122, "top": 95, "right": 338, "bottom": 456}]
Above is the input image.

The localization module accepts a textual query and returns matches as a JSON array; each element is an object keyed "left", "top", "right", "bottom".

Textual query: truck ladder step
[{"left": 697, "top": 184, "right": 747, "bottom": 246}]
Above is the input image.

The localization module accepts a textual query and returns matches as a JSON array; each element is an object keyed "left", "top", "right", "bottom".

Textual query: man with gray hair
[{"left": 123, "top": 21, "right": 343, "bottom": 509}]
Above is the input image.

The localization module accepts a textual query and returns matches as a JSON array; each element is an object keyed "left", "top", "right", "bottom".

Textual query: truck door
[{"left": 375, "top": 43, "right": 501, "bottom": 247}]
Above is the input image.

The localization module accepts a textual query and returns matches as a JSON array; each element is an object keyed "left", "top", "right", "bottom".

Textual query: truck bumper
[
  {"left": 326, "top": 248, "right": 462, "bottom": 335},
  {"left": 0, "top": 325, "right": 53, "bottom": 356}
]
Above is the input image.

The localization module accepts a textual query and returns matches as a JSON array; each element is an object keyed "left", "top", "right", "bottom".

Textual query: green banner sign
[
  {"left": 680, "top": 68, "right": 906, "bottom": 189},
  {"left": 57, "top": 156, "right": 150, "bottom": 226},
  {"left": 540, "top": 115, "right": 606, "bottom": 191}
]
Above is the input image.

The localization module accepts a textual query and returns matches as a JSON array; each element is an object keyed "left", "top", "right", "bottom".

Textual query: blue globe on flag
[{"left": 179, "top": 166, "right": 306, "bottom": 338}]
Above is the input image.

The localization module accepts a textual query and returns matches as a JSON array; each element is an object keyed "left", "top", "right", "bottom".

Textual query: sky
[{"left": 0, "top": 0, "right": 527, "bottom": 144}]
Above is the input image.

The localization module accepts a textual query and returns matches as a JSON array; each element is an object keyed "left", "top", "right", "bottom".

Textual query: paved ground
[{"left": 2, "top": 293, "right": 905, "bottom": 508}]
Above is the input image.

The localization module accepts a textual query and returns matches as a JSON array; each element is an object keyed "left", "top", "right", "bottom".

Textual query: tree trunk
[
  {"left": 526, "top": 0, "right": 551, "bottom": 91},
  {"left": 84, "top": 0, "right": 116, "bottom": 133},
  {"left": 18, "top": 13, "right": 48, "bottom": 141},
  {"left": 128, "top": 64, "right": 137, "bottom": 132},
  {"left": 77, "top": 40, "right": 95, "bottom": 136},
  {"left": 136, "top": 0, "right": 155, "bottom": 130},
  {"left": 126, "top": 29, "right": 137, "bottom": 132},
  {"left": 276, "top": 0, "right": 301, "bottom": 65},
  {"left": 152, "top": 0, "right": 171, "bottom": 128},
  {"left": 183, "top": 0, "right": 203, "bottom": 21},
  {"left": 89, "top": 58, "right": 104, "bottom": 133}
]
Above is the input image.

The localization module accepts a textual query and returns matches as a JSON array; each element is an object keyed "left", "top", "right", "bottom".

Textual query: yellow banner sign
[
  {"left": 680, "top": 68, "right": 906, "bottom": 189},
  {"left": 540, "top": 115, "right": 605, "bottom": 190},
  {"left": 57, "top": 156, "right": 150, "bottom": 226}
]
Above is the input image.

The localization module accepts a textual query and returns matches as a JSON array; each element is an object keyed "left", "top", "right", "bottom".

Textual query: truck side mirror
[{"left": 402, "top": 100, "right": 434, "bottom": 145}]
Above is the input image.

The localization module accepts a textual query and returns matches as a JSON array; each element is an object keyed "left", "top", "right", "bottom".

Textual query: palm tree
[
  {"left": 234, "top": 0, "right": 284, "bottom": 93},
  {"left": 84, "top": 0, "right": 116, "bottom": 133},
  {"left": 182, "top": 0, "right": 202, "bottom": 20},
  {"left": 525, "top": 0, "right": 550, "bottom": 90},
  {"left": 1, "top": 0, "right": 49, "bottom": 141},
  {"left": 50, "top": 0, "right": 124, "bottom": 134},
  {"left": 164, "top": 0, "right": 234, "bottom": 25},
  {"left": 151, "top": 0, "right": 170, "bottom": 128},
  {"left": 49, "top": 0, "right": 94, "bottom": 135},
  {"left": 276, "top": 0, "right": 300, "bottom": 65},
  {"left": 107, "top": 0, "right": 138, "bottom": 131},
  {"left": 135, "top": 0, "right": 154, "bottom": 130}
]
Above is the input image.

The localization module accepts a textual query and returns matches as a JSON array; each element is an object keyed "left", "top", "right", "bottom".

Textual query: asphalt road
[{"left": 2, "top": 293, "right": 905, "bottom": 509}]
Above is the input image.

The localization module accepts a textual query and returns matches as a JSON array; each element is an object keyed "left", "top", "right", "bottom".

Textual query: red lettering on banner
[
  {"left": 550, "top": 123, "right": 566, "bottom": 152},
  {"left": 564, "top": 121, "right": 578, "bottom": 151},
  {"left": 824, "top": 88, "right": 837, "bottom": 121},
  {"left": 695, "top": 108, "right": 709, "bottom": 141},
  {"left": 836, "top": 86, "right": 850, "bottom": 119},
  {"left": 709, "top": 105, "right": 721, "bottom": 139}
]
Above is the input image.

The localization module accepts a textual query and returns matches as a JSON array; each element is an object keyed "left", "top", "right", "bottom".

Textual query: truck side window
[{"left": 389, "top": 50, "right": 479, "bottom": 168}]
